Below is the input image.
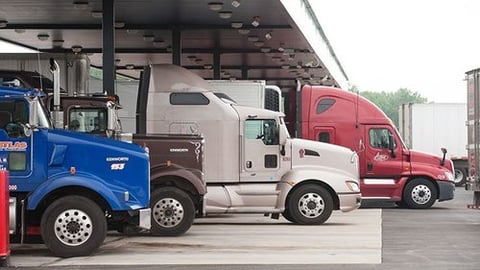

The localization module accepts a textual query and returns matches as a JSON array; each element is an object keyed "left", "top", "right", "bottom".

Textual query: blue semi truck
[{"left": 0, "top": 86, "right": 151, "bottom": 257}]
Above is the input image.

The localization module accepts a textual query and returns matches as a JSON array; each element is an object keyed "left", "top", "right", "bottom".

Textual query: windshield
[
  {"left": 36, "top": 98, "right": 53, "bottom": 128},
  {"left": 392, "top": 126, "right": 408, "bottom": 149}
]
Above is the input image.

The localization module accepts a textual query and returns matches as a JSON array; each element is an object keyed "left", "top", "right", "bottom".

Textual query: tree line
[{"left": 350, "top": 86, "right": 428, "bottom": 128}]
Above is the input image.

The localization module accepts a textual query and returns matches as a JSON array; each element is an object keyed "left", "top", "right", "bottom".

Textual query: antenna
[
  {"left": 355, "top": 87, "right": 359, "bottom": 128},
  {"left": 36, "top": 52, "right": 44, "bottom": 90}
]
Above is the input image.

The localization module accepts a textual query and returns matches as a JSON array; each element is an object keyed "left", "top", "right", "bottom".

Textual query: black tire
[
  {"left": 40, "top": 195, "right": 107, "bottom": 258},
  {"left": 150, "top": 187, "right": 195, "bottom": 236},
  {"left": 403, "top": 178, "right": 438, "bottom": 209},
  {"left": 282, "top": 208, "right": 295, "bottom": 223},
  {"left": 454, "top": 168, "right": 467, "bottom": 187},
  {"left": 286, "top": 184, "right": 333, "bottom": 225}
]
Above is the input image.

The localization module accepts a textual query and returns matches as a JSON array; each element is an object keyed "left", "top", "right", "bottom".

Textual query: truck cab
[
  {"left": 301, "top": 85, "right": 455, "bottom": 208},
  {"left": 0, "top": 86, "right": 151, "bottom": 257},
  {"left": 137, "top": 64, "right": 361, "bottom": 225}
]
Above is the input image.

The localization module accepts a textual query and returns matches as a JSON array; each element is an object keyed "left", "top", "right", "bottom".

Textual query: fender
[
  {"left": 410, "top": 163, "right": 452, "bottom": 182},
  {"left": 275, "top": 168, "right": 356, "bottom": 209},
  {"left": 151, "top": 165, "right": 206, "bottom": 195},
  {"left": 26, "top": 171, "right": 135, "bottom": 211}
]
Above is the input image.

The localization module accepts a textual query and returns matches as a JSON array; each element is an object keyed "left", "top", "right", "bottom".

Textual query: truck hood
[
  {"left": 409, "top": 149, "right": 454, "bottom": 173},
  {"left": 46, "top": 129, "right": 150, "bottom": 207},
  {"left": 290, "top": 138, "right": 359, "bottom": 180}
]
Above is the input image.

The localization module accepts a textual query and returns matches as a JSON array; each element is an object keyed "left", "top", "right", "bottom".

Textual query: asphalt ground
[{"left": 4, "top": 188, "right": 480, "bottom": 270}]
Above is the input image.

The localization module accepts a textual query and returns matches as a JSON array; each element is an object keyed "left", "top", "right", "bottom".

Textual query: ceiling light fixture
[
  {"left": 232, "top": 0, "right": 241, "bottom": 8},
  {"left": 281, "top": 65, "right": 290, "bottom": 69},
  {"left": 143, "top": 34, "right": 155, "bottom": 42},
  {"left": 230, "top": 21, "right": 243, "bottom": 29},
  {"left": 73, "top": 1, "right": 89, "bottom": 10},
  {"left": 71, "top": 45, "right": 82, "bottom": 54},
  {"left": 253, "top": 41, "right": 264, "bottom": 47},
  {"left": 126, "top": 29, "right": 139, "bottom": 34},
  {"left": 247, "top": 35, "right": 259, "bottom": 42},
  {"left": 195, "top": 58, "right": 203, "bottom": 63},
  {"left": 187, "top": 55, "right": 197, "bottom": 61},
  {"left": 125, "top": 64, "right": 135, "bottom": 70},
  {"left": 14, "top": 29, "right": 25, "bottom": 34},
  {"left": 152, "top": 39, "right": 166, "bottom": 47},
  {"left": 238, "top": 29, "right": 250, "bottom": 35},
  {"left": 218, "top": 11, "right": 233, "bottom": 19},
  {"left": 203, "top": 64, "right": 213, "bottom": 69},
  {"left": 260, "top": 47, "right": 271, "bottom": 53},
  {"left": 251, "top": 16, "right": 260, "bottom": 27},
  {"left": 0, "top": 20, "right": 8, "bottom": 28},
  {"left": 52, "top": 39, "right": 64, "bottom": 47},
  {"left": 37, "top": 33, "right": 50, "bottom": 41},
  {"left": 208, "top": 2, "right": 223, "bottom": 11},
  {"left": 265, "top": 31, "right": 272, "bottom": 40},
  {"left": 115, "top": 21, "right": 125, "bottom": 28},
  {"left": 91, "top": 11, "right": 103, "bottom": 18},
  {"left": 272, "top": 56, "right": 282, "bottom": 62}
]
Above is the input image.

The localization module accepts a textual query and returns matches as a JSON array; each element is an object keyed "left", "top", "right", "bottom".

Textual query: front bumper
[
  {"left": 437, "top": 181, "right": 455, "bottom": 202},
  {"left": 338, "top": 192, "right": 362, "bottom": 212},
  {"left": 138, "top": 208, "right": 151, "bottom": 229}
]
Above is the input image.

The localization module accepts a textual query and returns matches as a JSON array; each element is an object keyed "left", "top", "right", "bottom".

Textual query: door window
[
  {"left": 0, "top": 99, "right": 29, "bottom": 171},
  {"left": 245, "top": 119, "right": 279, "bottom": 145},
  {"left": 69, "top": 108, "right": 107, "bottom": 133},
  {"left": 369, "top": 128, "right": 395, "bottom": 149}
]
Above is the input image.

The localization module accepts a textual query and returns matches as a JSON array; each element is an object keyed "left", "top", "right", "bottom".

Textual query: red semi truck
[{"left": 299, "top": 86, "right": 455, "bottom": 208}]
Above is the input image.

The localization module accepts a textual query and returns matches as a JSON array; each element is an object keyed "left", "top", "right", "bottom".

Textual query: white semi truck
[
  {"left": 398, "top": 103, "right": 467, "bottom": 186},
  {"left": 136, "top": 64, "right": 361, "bottom": 224}
]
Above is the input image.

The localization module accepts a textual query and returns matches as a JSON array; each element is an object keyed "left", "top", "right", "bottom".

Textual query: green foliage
[{"left": 349, "top": 87, "right": 427, "bottom": 128}]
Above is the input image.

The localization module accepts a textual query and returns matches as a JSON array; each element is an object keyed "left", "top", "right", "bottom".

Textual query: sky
[
  {"left": 310, "top": 0, "right": 480, "bottom": 103},
  {"left": 2, "top": 1, "right": 478, "bottom": 103}
]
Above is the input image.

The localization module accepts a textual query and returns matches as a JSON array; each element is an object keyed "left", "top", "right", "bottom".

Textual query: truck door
[
  {"left": 361, "top": 125, "right": 404, "bottom": 197},
  {"left": 0, "top": 99, "right": 33, "bottom": 182},
  {"left": 241, "top": 119, "right": 283, "bottom": 182}
]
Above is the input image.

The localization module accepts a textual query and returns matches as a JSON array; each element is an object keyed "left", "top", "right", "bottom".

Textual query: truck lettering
[
  {"left": 373, "top": 152, "right": 389, "bottom": 162},
  {"left": 170, "top": 148, "right": 189, "bottom": 153},
  {"left": 111, "top": 163, "right": 126, "bottom": 170},
  {"left": 106, "top": 157, "right": 129, "bottom": 162},
  {"left": 0, "top": 141, "right": 28, "bottom": 151}
]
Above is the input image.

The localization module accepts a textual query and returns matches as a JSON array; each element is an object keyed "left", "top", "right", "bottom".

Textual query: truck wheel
[
  {"left": 150, "top": 187, "right": 195, "bottom": 236},
  {"left": 287, "top": 184, "right": 333, "bottom": 225},
  {"left": 281, "top": 208, "right": 295, "bottom": 223},
  {"left": 454, "top": 168, "right": 467, "bottom": 187},
  {"left": 40, "top": 196, "right": 107, "bottom": 258},
  {"left": 403, "top": 178, "right": 438, "bottom": 209}
]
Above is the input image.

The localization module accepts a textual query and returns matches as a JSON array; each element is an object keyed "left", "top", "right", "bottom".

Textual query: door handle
[
  {"left": 367, "top": 162, "right": 373, "bottom": 171},
  {"left": 246, "top": 161, "right": 252, "bottom": 168}
]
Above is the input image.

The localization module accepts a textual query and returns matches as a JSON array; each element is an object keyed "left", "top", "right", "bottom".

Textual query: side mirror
[
  {"left": 23, "top": 123, "right": 32, "bottom": 137},
  {"left": 388, "top": 133, "right": 396, "bottom": 158},
  {"left": 440, "top": 148, "right": 447, "bottom": 166}
]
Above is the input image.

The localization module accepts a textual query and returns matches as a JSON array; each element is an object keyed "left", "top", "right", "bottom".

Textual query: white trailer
[
  {"left": 398, "top": 103, "right": 467, "bottom": 186},
  {"left": 208, "top": 80, "right": 283, "bottom": 112}
]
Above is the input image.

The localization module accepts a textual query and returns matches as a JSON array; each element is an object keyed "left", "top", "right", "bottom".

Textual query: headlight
[
  {"left": 345, "top": 180, "right": 360, "bottom": 192},
  {"left": 350, "top": 152, "right": 358, "bottom": 164},
  {"left": 444, "top": 171, "right": 454, "bottom": 181}
]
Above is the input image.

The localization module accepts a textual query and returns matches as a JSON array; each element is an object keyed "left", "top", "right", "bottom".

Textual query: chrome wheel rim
[
  {"left": 54, "top": 209, "right": 93, "bottom": 246},
  {"left": 298, "top": 192, "right": 325, "bottom": 218},
  {"left": 411, "top": 184, "right": 432, "bottom": 205},
  {"left": 153, "top": 197, "right": 184, "bottom": 228},
  {"left": 454, "top": 169, "right": 464, "bottom": 184}
]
